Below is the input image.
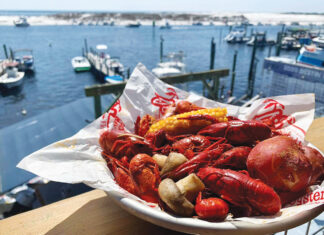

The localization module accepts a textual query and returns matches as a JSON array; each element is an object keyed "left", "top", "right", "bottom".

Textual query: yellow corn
[{"left": 147, "top": 107, "right": 227, "bottom": 135}]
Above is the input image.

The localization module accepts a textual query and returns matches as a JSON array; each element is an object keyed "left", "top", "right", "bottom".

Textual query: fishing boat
[
  {"left": 297, "top": 44, "right": 324, "bottom": 68},
  {"left": 160, "top": 22, "right": 172, "bottom": 30},
  {"left": 281, "top": 37, "right": 301, "bottom": 50},
  {"left": 71, "top": 57, "right": 91, "bottom": 72},
  {"left": 0, "top": 62, "right": 25, "bottom": 89},
  {"left": 13, "top": 49, "right": 34, "bottom": 72},
  {"left": 13, "top": 17, "right": 29, "bottom": 27},
  {"left": 246, "top": 32, "right": 275, "bottom": 47},
  {"left": 126, "top": 22, "right": 141, "bottom": 28},
  {"left": 224, "top": 27, "right": 249, "bottom": 43},
  {"left": 152, "top": 51, "right": 186, "bottom": 77}
]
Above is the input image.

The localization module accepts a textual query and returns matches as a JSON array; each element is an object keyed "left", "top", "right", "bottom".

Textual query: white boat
[
  {"left": 281, "top": 37, "right": 301, "bottom": 50},
  {"left": 224, "top": 27, "right": 249, "bottom": 43},
  {"left": 152, "top": 51, "right": 186, "bottom": 77},
  {"left": 13, "top": 17, "right": 29, "bottom": 27},
  {"left": 0, "top": 62, "right": 25, "bottom": 89},
  {"left": 71, "top": 57, "right": 91, "bottom": 72}
]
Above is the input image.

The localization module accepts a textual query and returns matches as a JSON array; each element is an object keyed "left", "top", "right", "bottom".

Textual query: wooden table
[{"left": 1, "top": 118, "right": 324, "bottom": 235}]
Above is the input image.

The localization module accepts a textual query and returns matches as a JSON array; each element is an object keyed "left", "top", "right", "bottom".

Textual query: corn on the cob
[{"left": 147, "top": 107, "right": 227, "bottom": 135}]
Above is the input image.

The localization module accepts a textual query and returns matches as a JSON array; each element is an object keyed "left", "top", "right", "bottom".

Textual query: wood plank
[
  {"left": 305, "top": 116, "right": 324, "bottom": 153},
  {"left": 0, "top": 190, "right": 184, "bottom": 235},
  {"left": 85, "top": 69, "right": 229, "bottom": 97}
]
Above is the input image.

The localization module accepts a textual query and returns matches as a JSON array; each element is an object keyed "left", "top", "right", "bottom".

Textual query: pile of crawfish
[{"left": 99, "top": 100, "right": 324, "bottom": 221}]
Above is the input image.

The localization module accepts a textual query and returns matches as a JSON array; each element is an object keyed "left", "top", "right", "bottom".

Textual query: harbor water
[{"left": 0, "top": 24, "right": 299, "bottom": 129}]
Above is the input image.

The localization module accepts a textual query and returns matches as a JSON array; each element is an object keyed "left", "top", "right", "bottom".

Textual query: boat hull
[{"left": 0, "top": 72, "right": 25, "bottom": 89}]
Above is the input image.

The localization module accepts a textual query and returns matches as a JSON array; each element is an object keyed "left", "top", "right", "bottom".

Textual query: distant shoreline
[{"left": 1, "top": 12, "right": 324, "bottom": 26}]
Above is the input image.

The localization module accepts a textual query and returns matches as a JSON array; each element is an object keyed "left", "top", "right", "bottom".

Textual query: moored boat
[
  {"left": 14, "top": 49, "right": 34, "bottom": 72},
  {"left": 13, "top": 17, "right": 29, "bottom": 27},
  {"left": 126, "top": 22, "right": 141, "bottom": 28},
  {"left": 152, "top": 51, "right": 186, "bottom": 77},
  {"left": 71, "top": 57, "right": 91, "bottom": 72},
  {"left": 0, "top": 62, "right": 25, "bottom": 89},
  {"left": 224, "top": 27, "right": 249, "bottom": 43}
]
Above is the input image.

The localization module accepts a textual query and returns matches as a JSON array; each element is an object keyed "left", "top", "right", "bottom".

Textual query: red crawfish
[
  {"left": 103, "top": 152, "right": 160, "bottom": 203},
  {"left": 198, "top": 120, "right": 272, "bottom": 145},
  {"left": 195, "top": 192, "right": 229, "bottom": 221},
  {"left": 166, "top": 141, "right": 233, "bottom": 181},
  {"left": 99, "top": 129, "right": 153, "bottom": 159},
  {"left": 197, "top": 167, "right": 281, "bottom": 215},
  {"left": 213, "top": 146, "right": 252, "bottom": 170}
]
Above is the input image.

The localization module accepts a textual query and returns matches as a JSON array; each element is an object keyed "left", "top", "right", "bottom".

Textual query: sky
[{"left": 1, "top": 0, "right": 324, "bottom": 13}]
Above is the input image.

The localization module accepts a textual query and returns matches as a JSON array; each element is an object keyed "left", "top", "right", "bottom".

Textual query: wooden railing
[{"left": 84, "top": 69, "right": 229, "bottom": 118}]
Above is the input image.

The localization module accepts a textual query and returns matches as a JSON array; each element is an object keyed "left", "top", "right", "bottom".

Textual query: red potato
[
  {"left": 302, "top": 145, "right": 324, "bottom": 185},
  {"left": 247, "top": 136, "right": 313, "bottom": 193}
]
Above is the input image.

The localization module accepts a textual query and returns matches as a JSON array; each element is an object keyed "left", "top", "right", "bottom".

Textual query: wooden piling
[
  {"left": 230, "top": 50, "right": 238, "bottom": 95},
  {"left": 3, "top": 44, "right": 8, "bottom": 59},
  {"left": 276, "top": 32, "right": 282, "bottom": 56},
  {"left": 160, "top": 36, "right": 164, "bottom": 62},
  {"left": 210, "top": 37, "right": 216, "bottom": 70},
  {"left": 247, "top": 40, "right": 257, "bottom": 98},
  {"left": 84, "top": 39, "right": 88, "bottom": 54}
]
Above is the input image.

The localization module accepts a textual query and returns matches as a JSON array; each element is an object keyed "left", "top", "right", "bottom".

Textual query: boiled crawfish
[
  {"left": 103, "top": 152, "right": 160, "bottom": 203},
  {"left": 167, "top": 141, "right": 232, "bottom": 180},
  {"left": 99, "top": 129, "right": 153, "bottom": 159},
  {"left": 198, "top": 120, "right": 272, "bottom": 145},
  {"left": 197, "top": 167, "right": 281, "bottom": 215}
]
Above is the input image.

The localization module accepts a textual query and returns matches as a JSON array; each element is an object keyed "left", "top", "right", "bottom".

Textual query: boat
[
  {"left": 312, "top": 37, "right": 324, "bottom": 48},
  {"left": 105, "top": 75, "right": 124, "bottom": 84},
  {"left": 0, "top": 62, "right": 25, "bottom": 89},
  {"left": 224, "top": 27, "right": 249, "bottom": 43},
  {"left": 152, "top": 51, "right": 186, "bottom": 77},
  {"left": 126, "top": 22, "right": 141, "bottom": 28},
  {"left": 246, "top": 32, "right": 275, "bottom": 47},
  {"left": 297, "top": 44, "right": 324, "bottom": 68},
  {"left": 13, "top": 49, "right": 34, "bottom": 72},
  {"left": 13, "top": 17, "right": 30, "bottom": 27},
  {"left": 160, "top": 22, "right": 172, "bottom": 30},
  {"left": 85, "top": 44, "right": 125, "bottom": 83},
  {"left": 71, "top": 57, "right": 91, "bottom": 72},
  {"left": 14, "top": 17, "right": 29, "bottom": 27},
  {"left": 281, "top": 37, "right": 301, "bottom": 50},
  {"left": 192, "top": 22, "right": 203, "bottom": 26}
]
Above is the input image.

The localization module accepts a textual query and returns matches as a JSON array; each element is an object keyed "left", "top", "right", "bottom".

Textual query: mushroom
[
  {"left": 176, "top": 173, "right": 205, "bottom": 202},
  {"left": 158, "top": 178, "right": 194, "bottom": 217},
  {"left": 160, "top": 152, "right": 188, "bottom": 175},
  {"left": 152, "top": 154, "right": 168, "bottom": 169}
]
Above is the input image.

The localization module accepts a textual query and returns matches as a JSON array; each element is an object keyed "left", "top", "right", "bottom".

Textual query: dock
[{"left": 85, "top": 51, "right": 113, "bottom": 82}]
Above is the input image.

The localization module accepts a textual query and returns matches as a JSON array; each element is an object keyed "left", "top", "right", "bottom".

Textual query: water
[{"left": 0, "top": 24, "right": 298, "bottom": 129}]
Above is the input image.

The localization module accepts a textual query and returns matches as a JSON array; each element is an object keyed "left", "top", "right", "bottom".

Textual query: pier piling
[
  {"left": 230, "top": 50, "right": 238, "bottom": 96},
  {"left": 160, "top": 36, "right": 164, "bottom": 62},
  {"left": 3, "top": 44, "right": 8, "bottom": 59},
  {"left": 247, "top": 40, "right": 257, "bottom": 98},
  {"left": 84, "top": 39, "right": 88, "bottom": 54},
  {"left": 276, "top": 32, "right": 282, "bottom": 56},
  {"left": 210, "top": 37, "right": 216, "bottom": 70}
]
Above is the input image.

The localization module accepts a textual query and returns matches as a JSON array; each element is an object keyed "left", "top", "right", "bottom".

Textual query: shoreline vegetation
[{"left": 1, "top": 12, "right": 324, "bottom": 26}]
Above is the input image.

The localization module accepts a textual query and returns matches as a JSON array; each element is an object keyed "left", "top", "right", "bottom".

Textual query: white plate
[{"left": 107, "top": 191, "right": 324, "bottom": 235}]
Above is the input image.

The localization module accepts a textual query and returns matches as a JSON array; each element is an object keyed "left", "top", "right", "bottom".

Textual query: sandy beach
[{"left": 1, "top": 12, "right": 324, "bottom": 26}]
